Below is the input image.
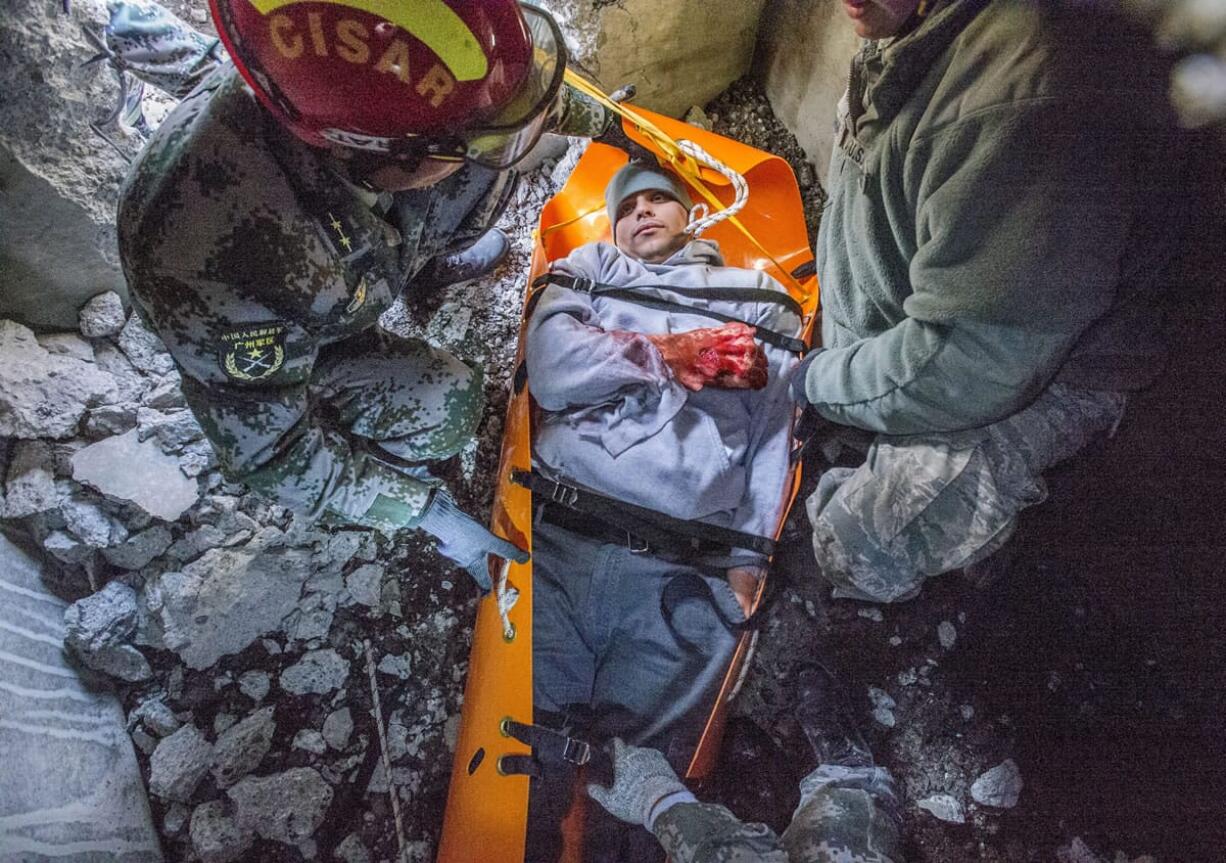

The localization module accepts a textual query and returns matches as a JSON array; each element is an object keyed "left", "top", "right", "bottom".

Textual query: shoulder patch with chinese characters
[{"left": 219, "top": 323, "right": 287, "bottom": 382}]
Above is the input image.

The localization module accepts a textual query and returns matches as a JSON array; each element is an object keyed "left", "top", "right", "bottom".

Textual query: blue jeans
[
  {"left": 528, "top": 518, "right": 746, "bottom": 862},
  {"left": 531, "top": 518, "right": 746, "bottom": 748}
]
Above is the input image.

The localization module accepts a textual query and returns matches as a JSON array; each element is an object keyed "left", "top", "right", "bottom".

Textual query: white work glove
[
  {"left": 586, "top": 738, "right": 692, "bottom": 830},
  {"left": 415, "top": 489, "right": 528, "bottom": 591}
]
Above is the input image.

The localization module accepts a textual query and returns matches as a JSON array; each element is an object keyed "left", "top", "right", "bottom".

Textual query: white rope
[
  {"left": 495, "top": 558, "right": 519, "bottom": 641},
  {"left": 363, "top": 640, "right": 409, "bottom": 863},
  {"left": 679, "top": 139, "right": 750, "bottom": 237}
]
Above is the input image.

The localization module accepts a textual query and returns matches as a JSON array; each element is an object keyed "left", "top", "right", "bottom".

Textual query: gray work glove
[
  {"left": 416, "top": 489, "right": 528, "bottom": 592},
  {"left": 586, "top": 738, "right": 688, "bottom": 830}
]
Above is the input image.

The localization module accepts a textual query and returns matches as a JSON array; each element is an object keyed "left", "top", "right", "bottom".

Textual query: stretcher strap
[
  {"left": 534, "top": 273, "right": 808, "bottom": 354},
  {"left": 499, "top": 719, "right": 614, "bottom": 786},
  {"left": 564, "top": 69, "right": 807, "bottom": 297},
  {"left": 512, "top": 469, "right": 776, "bottom": 558}
]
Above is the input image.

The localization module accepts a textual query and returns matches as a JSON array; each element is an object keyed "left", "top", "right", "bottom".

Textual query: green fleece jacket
[{"left": 802, "top": 0, "right": 1188, "bottom": 434}]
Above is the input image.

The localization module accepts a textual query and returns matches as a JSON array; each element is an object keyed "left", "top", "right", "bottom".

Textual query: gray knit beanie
[{"left": 605, "top": 163, "right": 694, "bottom": 234}]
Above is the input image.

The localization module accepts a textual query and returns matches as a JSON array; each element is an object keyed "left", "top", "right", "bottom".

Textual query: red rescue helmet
[{"left": 208, "top": 0, "right": 568, "bottom": 168}]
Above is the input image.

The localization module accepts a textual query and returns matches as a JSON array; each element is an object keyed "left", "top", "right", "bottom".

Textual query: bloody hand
[{"left": 647, "top": 322, "right": 768, "bottom": 391}]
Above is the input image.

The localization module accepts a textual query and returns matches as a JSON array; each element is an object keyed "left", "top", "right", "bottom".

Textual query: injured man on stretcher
[{"left": 520, "top": 163, "right": 804, "bottom": 860}]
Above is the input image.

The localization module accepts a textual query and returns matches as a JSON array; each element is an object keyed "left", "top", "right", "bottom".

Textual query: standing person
[
  {"left": 118, "top": 0, "right": 635, "bottom": 586},
  {"left": 586, "top": 664, "right": 903, "bottom": 863},
  {"left": 792, "top": 0, "right": 1191, "bottom": 602}
]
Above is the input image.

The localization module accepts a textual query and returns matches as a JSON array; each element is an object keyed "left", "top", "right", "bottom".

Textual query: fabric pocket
[{"left": 841, "top": 430, "right": 985, "bottom": 544}]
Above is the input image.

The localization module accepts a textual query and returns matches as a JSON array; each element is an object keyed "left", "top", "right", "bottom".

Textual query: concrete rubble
[
  {"left": 190, "top": 799, "right": 253, "bottom": 863},
  {"left": 916, "top": 794, "right": 966, "bottom": 824},
  {"left": 79, "top": 291, "right": 128, "bottom": 338},
  {"left": 971, "top": 758, "right": 1025, "bottom": 809},
  {"left": 227, "top": 767, "right": 334, "bottom": 846},
  {"left": 148, "top": 724, "right": 214, "bottom": 803},
  {"left": 0, "top": 319, "right": 117, "bottom": 439},
  {"left": 211, "top": 706, "right": 276, "bottom": 788},
  {"left": 63, "top": 579, "right": 152, "bottom": 681},
  {"left": 280, "top": 649, "right": 351, "bottom": 696}
]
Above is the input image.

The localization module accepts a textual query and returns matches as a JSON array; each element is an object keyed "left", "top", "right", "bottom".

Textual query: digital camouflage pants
[
  {"left": 652, "top": 763, "right": 902, "bottom": 863},
  {"left": 314, "top": 330, "right": 484, "bottom": 467},
  {"left": 807, "top": 383, "right": 1127, "bottom": 603}
]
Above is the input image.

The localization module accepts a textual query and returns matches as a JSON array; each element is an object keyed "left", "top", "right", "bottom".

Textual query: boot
[
  {"left": 793, "top": 663, "right": 874, "bottom": 769},
  {"left": 414, "top": 228, "right": 510, "bottom": 291}
]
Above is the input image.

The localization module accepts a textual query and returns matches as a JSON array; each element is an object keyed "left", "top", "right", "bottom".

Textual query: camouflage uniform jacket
[
  {"left": 653, "top": 803, "right": 788, "bottom": 863},
  {"left": 118, "top": 62, "right": 607, "bottom": 530}
]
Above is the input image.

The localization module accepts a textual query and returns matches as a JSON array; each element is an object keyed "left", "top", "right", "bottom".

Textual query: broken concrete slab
[
  {"left": 61, "top": 495, "right": 127, "bottom": 548},
  {"left": 227, "top": 767, "right": 333, "bottom": 846},
  {"left": 43, "top": 528, "right": 95, "bottom": 567},
  {"left": 322, "top": 707, "right": 353, "bottom": 751},
  {"left": 238, "top": 670, "right": 270, "bottom": 703},
  {"left": 282, "top": 590, "right": 335, "bottom": 642},
  {"left": 148, "top": 724, "right": 214, "bottom": 803},
  {"left": 138, "top": 407, "right": 204, "bottom": 452},
  {"left": 0, "top": 319, "right": 118, "bottom": 439},
  {"left": 63, "top": 581, "right": 152, "bottom": 682},
  {"left": 972, "top": 759, "right": 1024, "bottom": 809},
  {"left": 72, "top": 428, "right": 200, "bottom": 521},
  {"left": 118, "top": 315, "right": 176, "bottom": 377},
  {"left": 144, "top": 530, "right": 312, "bottom": 669},
  {"left": 211, "top": 707, "right": 276, "bottom": 789},
  {"left": 190, "top": 799, "right": 254, "bottom": 863},
  {"left": 85, "top": 404, "right": 140, "bottom": 438},
  {"left": 344, "top": 563, "right": 384, "bottom": 608},
  {"left": 280, "top": 649, "right": 350, "bottom": 696},
  {"left": 3, "top": 439, "right": 57, "bottom": 517},
  {"left": 93, "top": 341, "right": 149, "bottom": 405},
  {"left": 0, "top": 532, "right": 162, "bottom": 860},
  {"left": 103, "top": 524, "right": 175, "bottom": 570},
  {"left": 917, "top": 793, "right": 966, "bottom": 824},
  {"left": 37, "top": 332, "right": 96, "bottom": 363}
]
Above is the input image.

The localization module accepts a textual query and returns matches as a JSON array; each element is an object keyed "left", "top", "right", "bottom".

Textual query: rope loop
[{"left": 678, "top": 139, "right": 750, "bottom": 237}]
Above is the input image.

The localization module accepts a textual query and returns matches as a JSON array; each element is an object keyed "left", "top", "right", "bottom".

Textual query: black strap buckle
[
  {"left": 626, "top": 531, "right": 650, "bottom": 554},
  {"left": 571, "top": 276, "right": 596, "bottom": 294},
  {"left": 561, "top": 736, "right": 593, "bottom": 766},
  {"left": 549, "top": 481, "right": 579, "bottom": 507}
]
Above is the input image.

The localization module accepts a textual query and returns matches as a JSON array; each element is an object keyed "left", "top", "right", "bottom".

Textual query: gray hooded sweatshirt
[
  {"left": 803, "top": 0, "right": 1188, "bottom": 435},
  {"left": 525, "top": 239, "right": 802, "bottom": 565}
]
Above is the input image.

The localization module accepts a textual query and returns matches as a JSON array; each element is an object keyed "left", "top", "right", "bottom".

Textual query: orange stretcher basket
[{"left": 437, "top": 106, "right": 820, "bottom": 863}]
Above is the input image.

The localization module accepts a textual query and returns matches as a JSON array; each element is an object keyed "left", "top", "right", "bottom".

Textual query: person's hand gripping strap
[
  {"left": 594, "top": 107, "right": 660, "bottom": 168},
  {"left": 586, "top": 738, "right": 696, "bottom": 830},
  {"left": 416, "top": 488, "right": 528, "bottom": 592}
]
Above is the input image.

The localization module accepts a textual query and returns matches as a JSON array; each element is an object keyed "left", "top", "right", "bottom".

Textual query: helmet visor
[{"left": 458, "top": 4, "right": 567, "bottom": 168}]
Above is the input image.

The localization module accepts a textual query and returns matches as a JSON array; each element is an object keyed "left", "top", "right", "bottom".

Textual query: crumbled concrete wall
[
  {"left": 542, "top": 0, "right": 769, "bottom": 117},
  {"left": 0, "top": 531, "right": 163, "bottom": 861},
  {"left": 757, "top": 0, "right": 860, "bottom": 183},
  {"left": 0, "top": 0, "right": 133, "bottom": 331}
]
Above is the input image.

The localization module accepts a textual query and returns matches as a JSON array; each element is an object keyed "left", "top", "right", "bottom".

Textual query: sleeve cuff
[
  {"left": 790, "top": 348, "right": 825, "bottom": 405},
  {"left": 647, "top": 790, "right": 699, "bottom": 831}
]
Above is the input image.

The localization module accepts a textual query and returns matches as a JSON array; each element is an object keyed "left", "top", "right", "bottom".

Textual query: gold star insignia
[{"left": 327, "top": 211, "right": 353, "bottom": 252}]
